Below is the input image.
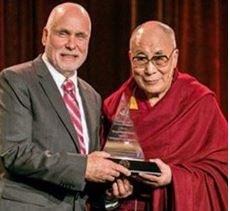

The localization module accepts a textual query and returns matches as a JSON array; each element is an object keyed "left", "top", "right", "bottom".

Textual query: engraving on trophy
[
  {"left": 119, "top": 159, "right": 130, "bottom": 169},
  {"left": 103, "top": 93, "right": 145, "bottom": 160}
]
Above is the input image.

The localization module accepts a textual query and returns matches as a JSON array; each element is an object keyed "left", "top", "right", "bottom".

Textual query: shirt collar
[{"left": 42, "top": 53, "right": 78, "bottom": 91}]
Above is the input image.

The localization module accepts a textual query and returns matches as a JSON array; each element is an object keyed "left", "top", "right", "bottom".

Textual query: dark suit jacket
[{"left": 0, "top": 56, "right": 102, "bottom": 211}]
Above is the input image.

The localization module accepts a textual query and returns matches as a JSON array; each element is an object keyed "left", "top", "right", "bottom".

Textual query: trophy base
[{"left": 110, "top": 157, "right": 161, "bottom": 176}]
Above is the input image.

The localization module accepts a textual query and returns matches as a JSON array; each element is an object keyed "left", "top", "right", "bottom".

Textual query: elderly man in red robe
[{"left": 102, "top": 21, "right": 227, "bottom": 211}]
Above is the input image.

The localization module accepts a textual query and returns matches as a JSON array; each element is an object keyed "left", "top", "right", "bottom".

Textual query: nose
[
  {"left": 65, "top": 36, "right": 77, "bottom": 50},
  {"left": 144, "top": 61, "right": 157, "bottom": 75}
]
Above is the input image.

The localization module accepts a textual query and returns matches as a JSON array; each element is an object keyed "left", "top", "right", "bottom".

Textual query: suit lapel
[
  {"left": 32, "top": 57, "right": 81, "bottom": 152},
  {"left": 78, "top": 80, "right": 95, "bottom": 152}
]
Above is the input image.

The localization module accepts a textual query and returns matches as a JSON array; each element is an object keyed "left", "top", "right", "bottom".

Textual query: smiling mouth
[
  {"left": 61, "top": 54, "right": 78, "bottom": 58},
  {"left": 144, "top": 79, "right": 160, "bottom": 85}
]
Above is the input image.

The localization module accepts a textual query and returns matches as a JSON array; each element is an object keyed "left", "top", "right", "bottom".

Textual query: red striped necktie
[{"left": 62, "top": 79, "right": 86, "bottom": 154}]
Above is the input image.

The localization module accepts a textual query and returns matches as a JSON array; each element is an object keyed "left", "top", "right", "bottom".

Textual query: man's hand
[
  {"left": 136, "top": 158, "right": 172, "bottom": 187},
  {"left": 106, "top": 178, "right": 133, "bottom": 199},
  {"left": 85, "top": 151, "right": 131, "bottom": 183}
]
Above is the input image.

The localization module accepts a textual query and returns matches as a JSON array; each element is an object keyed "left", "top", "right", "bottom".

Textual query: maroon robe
[{"left": 103, "top": 70, "right": 227, "bottom": 211}]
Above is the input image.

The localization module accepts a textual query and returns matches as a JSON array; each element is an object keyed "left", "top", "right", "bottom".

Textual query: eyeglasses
[{"left": 132, "top": 48, "right": 177, "bottom": 69}]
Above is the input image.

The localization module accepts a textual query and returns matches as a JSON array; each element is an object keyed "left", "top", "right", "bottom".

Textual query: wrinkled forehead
[
  {"left": 55, "top": 12, "right": 91, "bottom": 31},
  {"left": 130, "top": 27, "right": 174, "bottom": 53}
]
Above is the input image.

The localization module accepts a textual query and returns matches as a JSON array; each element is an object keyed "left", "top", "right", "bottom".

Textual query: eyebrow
[
  {"left": 135, "top": 52, "right": 146, "bottom": 56},
  {"left": 153, "top": 50, "right": 165, "bottom": 56},
  {"left": 134, "top": 50, "right": 166, "bottom": 57},
  {"left": 54, "top": 27, "right": 89, "bottom": 36}
]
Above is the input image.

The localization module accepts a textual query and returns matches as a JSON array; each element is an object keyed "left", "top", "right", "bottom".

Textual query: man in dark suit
[{"left": 0, "top": 3, "right": 132, "bottom": 211}]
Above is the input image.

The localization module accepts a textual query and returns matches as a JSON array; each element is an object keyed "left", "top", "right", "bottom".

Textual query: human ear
[
  {"left": 41, "top": 28, "right": 48, "bottom": 46},
  {"left": 172, "top": 49, "right": 179, "bottom": 68}
]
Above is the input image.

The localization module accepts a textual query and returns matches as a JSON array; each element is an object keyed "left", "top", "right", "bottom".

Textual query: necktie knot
[{"left": 63, "top": 80, "right": 75, "bottom": 93}]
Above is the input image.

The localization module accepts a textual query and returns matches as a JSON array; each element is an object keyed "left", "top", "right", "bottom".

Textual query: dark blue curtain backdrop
[{"left": 0, "top": 0, "right": 227, "bottom": 117}]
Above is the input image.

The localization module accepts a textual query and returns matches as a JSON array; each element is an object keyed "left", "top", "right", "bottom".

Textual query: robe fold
[{"left": 102, "top": 70, "right": 227, "bottom": 211}]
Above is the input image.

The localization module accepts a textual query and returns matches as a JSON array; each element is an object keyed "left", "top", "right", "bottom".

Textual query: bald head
[
  {"left": 46, "top": 3, "right": 91, "bottom": 32},
  {"left": 130, "top": 21, "right": 176, "bottom": 51},
  {"left": 42, "top": 2, "right": 92, "bottom": 77}
]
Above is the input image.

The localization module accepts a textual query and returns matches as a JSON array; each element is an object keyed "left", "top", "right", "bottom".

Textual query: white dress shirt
[{"left": 42, "top": 54, "right": 89, "bottom": 154}]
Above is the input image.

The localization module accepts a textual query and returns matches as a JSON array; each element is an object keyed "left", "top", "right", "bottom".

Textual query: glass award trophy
[{"left": 103, "top": 94, "right": 161, "bottom": 175}]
